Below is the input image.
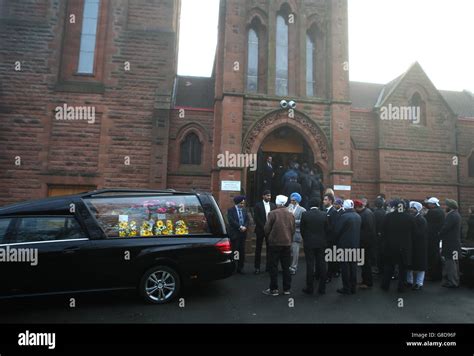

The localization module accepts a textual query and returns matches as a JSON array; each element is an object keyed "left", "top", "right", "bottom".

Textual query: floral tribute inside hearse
[{"left": 83, "top": 195, "right": 208, "bottom": 238}]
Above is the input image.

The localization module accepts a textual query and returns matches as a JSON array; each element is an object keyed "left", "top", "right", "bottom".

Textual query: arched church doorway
[{"left": 246, "top": 126, "right": 324, "bottom": 206}]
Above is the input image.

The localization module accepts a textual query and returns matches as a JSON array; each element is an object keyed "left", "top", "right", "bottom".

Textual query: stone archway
[{"left": 242, "top": 109, "right": 331, "bottom": 201}]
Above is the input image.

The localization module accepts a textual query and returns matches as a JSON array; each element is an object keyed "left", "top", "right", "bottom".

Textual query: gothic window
[
  {"left": 409, "top": 92, "right": 426, "bottom": 125},
  {"left": 180, "top": 133, "right": 202, "bottom": 165},
  {"left": 275, "top": 14, "right": 289, "bottom": 96},
  {"left": 306, "top": 33, "right": 315, "bottom": 96},
  {"left": 247, "top": 28, "right": 259, "bottom": 93},
  {"left": 77, "top": 0, "right": 101, "bottom": 74}
]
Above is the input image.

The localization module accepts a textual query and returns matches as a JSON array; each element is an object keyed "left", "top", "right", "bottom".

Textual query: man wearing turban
[{"left": 288, "top": 192, "right": 306, "bottom": 275}]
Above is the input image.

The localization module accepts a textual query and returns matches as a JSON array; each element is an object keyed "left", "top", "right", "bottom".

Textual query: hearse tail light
[{"left": 215, "top": 239, "right": 232, "bottom": 254}]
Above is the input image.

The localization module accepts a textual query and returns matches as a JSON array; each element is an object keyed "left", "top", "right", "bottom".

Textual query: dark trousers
[
  {"left": 254, "top": 230, "right": 269, "bottom": 271},
  {"left": 361, "top": 247, "right": 373, "bottom": 286},
  {"left": 231, "top": 237, "right": 246, "bottom": 272},
  {"left": 427, "top": 240, "right": 442, "bottom": 280},
  {"left": 304, "top": 247, "right": 327, "bottom": 293},
  {"left": 340, "top": 261, "right": 357, "bottom": 293},
  {"left": 381, "top": 260, "right": 407, "bottom": 290},
  {"left": 268, "top": 245, "right": 291, "bottom": 291}
]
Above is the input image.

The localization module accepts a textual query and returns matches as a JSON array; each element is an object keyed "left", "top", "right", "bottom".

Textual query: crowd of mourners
[{"left": 226, "top": 157, "right": 474, "bottom": 297}]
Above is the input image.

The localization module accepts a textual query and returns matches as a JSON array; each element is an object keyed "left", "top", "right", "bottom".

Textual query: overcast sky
[{"left": 177, "top": 0, "right": 474, "bottom": 93}]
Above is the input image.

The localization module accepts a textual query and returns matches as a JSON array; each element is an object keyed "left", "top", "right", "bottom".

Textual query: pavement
[{"left": 0, "top": 257, "right": 473, "bottom": 324}]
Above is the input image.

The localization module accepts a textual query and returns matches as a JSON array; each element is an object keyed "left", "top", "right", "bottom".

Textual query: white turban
[
  {"left": 410, "top": 201, "right": 423, "bottom": 212},
  {"left": 275, "top": 195, "right": 288, "bottom": 206},
  {"left": 343, "top": 199, "right": 354, "bottom": 210}
]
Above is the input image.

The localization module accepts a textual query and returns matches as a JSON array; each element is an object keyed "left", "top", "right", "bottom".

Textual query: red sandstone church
[{"left": 0, "top": 0, "right": 473, "bottom": 220}]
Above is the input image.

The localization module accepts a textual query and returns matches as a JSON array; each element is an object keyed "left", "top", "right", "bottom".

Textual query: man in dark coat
[
  {"left": 323, "top": 193, "right": 339, "bottom": 282},
  {"left": 424, "top": 197, "right": 445, "bottom": 281},
  {"left": 308, "top": 169, "right": 324, "bottom": 207},
  {"left": 439, "top": 199, "right": 462, "bottom": 288},
  {"left": 466, "top": 206, "right": 474, "bottom": 241},
  {"left": 334, "top": 200, "right": 362, "bottom": 295},
  {"left": 299, "top": 164, "right": 312, "bottom": 209},
  {"left": 262, "top": 156, "right": 274, "bottom": 193},
  {"left": 381, "top": 200, "right": 417, "bottom": 292},
  {"left": 227, "top": 195, "right": 250, "bottom": 274},
  {"left": 282, "top": 177, "right": 302, "bottom": 201},
  {"left": 407, "top": 201, "right": 428, "bottom": 290},
  {"left": 253, "top": 190, "right": 276, "bottom": 274},
  {"left": 355, "top": 199, "right": 376, "bottom": 288},
  {"left": 373, "top": 197, "right": 387, "bottom": 274},
  {"left": 301, "top": 198, "right": 329, "bottom": 295}
]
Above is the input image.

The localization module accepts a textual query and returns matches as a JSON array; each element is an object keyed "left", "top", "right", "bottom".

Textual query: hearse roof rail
[{"left": 80, "top": 188, "right": 192, "bottom": 198}]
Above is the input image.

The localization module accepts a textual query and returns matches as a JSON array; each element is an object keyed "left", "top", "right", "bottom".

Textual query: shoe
[
  {"left": 262, "top": 289, "right": 279, "bottom": 296},
  {"left": 404, "top": 282, "right": 413, "bottom": 288},
  {"left": 290, "top": 270, "right": 296, "bottom": 275},
  {"left": 302, "top": 288, "right": 314, "bottom": 295},
  {"left": 254, "top": 269, "right": 260, "bottom": 275},
  {"left": 412, "top": 284, "right": 422, "bottom": 291},
  {"left": 283, "top": 290, "right": 291, "bottom": 295},
  {"left": 337, "top": 288, "right": 351, "bottom": 295},
  {"left": 358, "top": 284, "right": 371, "bottom": 289},
  {"left": 442, "top": 284, "right": 459, "bottom": 289}
]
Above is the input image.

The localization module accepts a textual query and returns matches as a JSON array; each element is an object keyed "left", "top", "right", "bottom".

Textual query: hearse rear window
[
  {"left": 13, "top": 217, "right": 84, "bottom": 243},
  {"left": 0, "top": 218, "right": 13, "bottom": 244},
  {"left": 83, "top": 195, "right": 209, "bottom": 238}
]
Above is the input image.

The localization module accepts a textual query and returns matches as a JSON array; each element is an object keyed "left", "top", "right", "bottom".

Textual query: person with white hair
[
  {"left": 263, "top": 195, "right": 296, "bottom": 296},
  {"left": 407, "top": 201, "right": 428, "bottom": 290},
  {"left": 424, "top": 197, "right": 445, "bottom": 281},
  {"left": 334, "top": 199, "right": 361, "bottom": 295}
]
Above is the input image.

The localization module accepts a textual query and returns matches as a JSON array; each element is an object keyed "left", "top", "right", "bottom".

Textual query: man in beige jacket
[{"left": 263, "top": 195, "right": 296, "bottom": 296}]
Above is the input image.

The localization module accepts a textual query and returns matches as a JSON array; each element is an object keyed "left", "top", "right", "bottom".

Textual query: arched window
[
  {"left": 306, "top": 33, "right": 315, "bottom": 96},
  {"left": 409, "top": 92, "right": 426, "bottom": 125},
  {"left": 247, "top": 28, "right": 259, "bottom": 93},
  {"left": 469, "top": 152, "right": 474, "bottom": 177},
  {"left": 275, "top": 14, "right": 288, "bottom": 96},
  {"left": 180, "top": 133, "right": 202, "bottom": 165}
]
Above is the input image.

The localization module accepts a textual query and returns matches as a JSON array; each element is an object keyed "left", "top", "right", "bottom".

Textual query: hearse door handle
[{"left": 62, "top": 246, "right": 81, "bottom": 254}]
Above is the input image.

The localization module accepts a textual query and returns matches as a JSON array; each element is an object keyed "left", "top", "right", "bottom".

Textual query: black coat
[
  {"left": 253, "top": 201, "right": 276, "bottom": 234},
  {"left": 439, "top": 210, "right": 462, "bottom": 259},
  {"left": 325, "top": 206, "right": 339, "bottom": 245},
  {"left": 466, "top": 214, "right": 474, "bottom": 241},
  {"left": 227, "top": 206, "right": 250, "bottom": 241},
  {"left": 382, "top": 211, "right": 416, "bottom": 265},
  {"left": 300, "top": 208, "right": 329, "bottom": 249},
  {"left": 426, "top": 207, "right": 445, "bottom": 243},
  {"left": 410, "top": 213, "right": 428, "bottom": 271},
  {"left": 358, "top": 208, "right": 376, "bottom": 249},
  {"left": 334, "top": 209, "right": 361, "bottom": 249},
  {"left": 282, "top": 181, "right": 302, "bottom": 199},
  {"left": 373, "top": 208, "right": 386, "bottom": 238}
]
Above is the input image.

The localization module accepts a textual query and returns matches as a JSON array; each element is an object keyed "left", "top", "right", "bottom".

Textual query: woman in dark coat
[{"left": 407, "top": 201, "right": 428, "bottom": 290}]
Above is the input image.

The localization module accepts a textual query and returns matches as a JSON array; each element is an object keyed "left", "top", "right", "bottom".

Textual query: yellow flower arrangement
[{"left": 175, "top": 220, "right": 189, "bottom": 235}]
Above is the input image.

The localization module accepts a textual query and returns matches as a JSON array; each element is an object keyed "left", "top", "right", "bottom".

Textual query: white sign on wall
[
  {"left": 333, "top": 185, "right": 351, "bottom": 191},
  {"left": 221, "top": 180, "right": 241, "bottom": 191}
]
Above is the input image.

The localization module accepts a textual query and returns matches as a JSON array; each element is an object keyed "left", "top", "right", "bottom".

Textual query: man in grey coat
[
  {"left": 288, "top": 192, "right": 306, "bottom": 275},
  {"left": 439, "top": 199, "right": 462, "bottom": 288}
]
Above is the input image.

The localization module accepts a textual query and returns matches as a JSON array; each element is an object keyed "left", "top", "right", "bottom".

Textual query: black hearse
[{"left": 0, "top": 189, "right": 234, "bottom": 304}]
